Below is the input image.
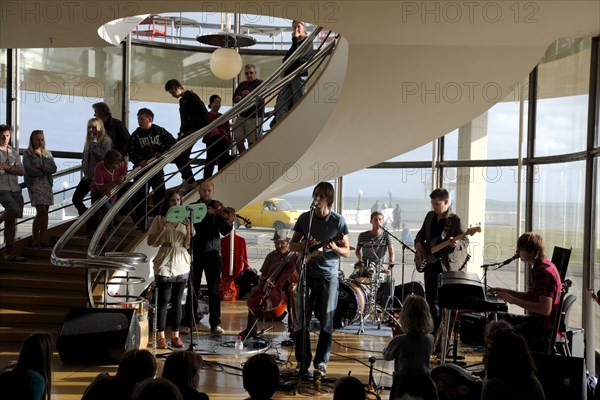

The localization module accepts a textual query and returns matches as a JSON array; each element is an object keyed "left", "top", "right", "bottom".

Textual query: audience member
[
  {"left": 164, "top": 79, "right": 208, "bottom": 192},
  {"left": 333, "top": 375, "right": 366, "bottom": 400},
  {"left": 489, "top": 232, "right": 561, "bottom": 352},
  {"left": 232, "top": 64, "right": 264, "bottom": 154},
  {"left": 242, "top": 353, "right": 279, "bottom": 400},
  {"left": 89, "top": 149, "right": 127, "bottom": 237},
  {"left": 162, "top": 351, "right": 209, "bottom": 400},
  {"left": 0, "top": 332, "right": 54, "bottom": 400},
  {"left": 128, "top": 108, "right": 176, "bottom": 229},
  {"left": 392, "top": 204, "right": 401, "bottom": 230},
  {"left": 204, "top": 94, "right": 231, "bottom": 180},
  {"left": 92, "top": 102, "right": 130, "bottom": 158},
  {"left": 82, "top": 349, "right": 157, "bottom": 400},
  {"left": 271, "top": 20, "right": 313, "bottom": 127},
  {"left": 188, "top": 181, "right": 234, "bottom": 334},
  {"left": 481, "top": 320, "right": 545, "bottom": 400},
  {"left": 0, "top": 124, "right": 26, "bottom": 261},
  {"left": 147, "top": 189, "right": 193, "bottom": 349},
  {"left": 22, "top": 130, "right": 57, "bottom": 248},
  {"left": 73, "top": 118, "right": 112, "bottom": 234},
  {"left": 383, "top": 294, "right": 437, "bottom": 400},
  {"left": 132, "top": 378, "right": 183, "bottom": 400}
]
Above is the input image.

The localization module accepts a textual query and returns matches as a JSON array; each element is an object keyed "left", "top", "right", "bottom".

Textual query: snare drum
[
  {"left": 334, "top": 280, "right": 369, "bottom": 328},
  {"left": 351, "top": 261, "right": 375, "bottom": 284}
]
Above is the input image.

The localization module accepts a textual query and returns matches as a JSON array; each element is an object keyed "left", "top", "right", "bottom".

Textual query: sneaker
[
  {"left": 313, "top": 362, "right": 327, "bottom": 378},
  {"left": 282, "top": 337, "right": 294, "bottom": 347},
  {"left": 4, "top": 252, "right": 26, "bottom": 262},
  {"left": 210, "top": 325, "right": 224, "bottom": 335},
  {"left": 178, "top": 182, "right": 196, "bottom": 195},
  {"left": 179, "top": 326, "right": 191, "bottom": 334}
]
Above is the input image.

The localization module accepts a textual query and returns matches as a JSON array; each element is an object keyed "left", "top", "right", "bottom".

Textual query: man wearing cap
[{"left": 239, "top": 229, "right": 298, "bottom": 342}]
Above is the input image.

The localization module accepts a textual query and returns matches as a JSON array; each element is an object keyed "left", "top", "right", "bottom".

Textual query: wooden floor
[{"left": 0, "top": 301, "right": 485, "bottom": 399}]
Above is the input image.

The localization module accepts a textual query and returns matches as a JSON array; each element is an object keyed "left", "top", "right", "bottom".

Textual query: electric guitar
[
  {"left": 414, "top": 226, "right": 481, "bottom": 272},
  {"left": 306, "top": 232, "right": 345, "bottom": 263}
]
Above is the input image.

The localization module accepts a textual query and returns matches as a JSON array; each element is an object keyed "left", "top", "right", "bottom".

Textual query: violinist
[
  {"left": 238, "top": 229, "right": 298, "bottom": 343},
  {"left": 188, "top": 180, "right": 234, "bottom": 334}
]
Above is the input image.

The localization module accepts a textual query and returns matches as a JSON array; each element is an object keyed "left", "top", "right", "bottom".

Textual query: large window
[{"left": 535, "top": 38, "right": 591, "bottom": 157}]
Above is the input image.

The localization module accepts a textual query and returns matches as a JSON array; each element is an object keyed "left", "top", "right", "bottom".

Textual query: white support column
[{"left": 455, "top": 112, "right": 488, "bottom": 274}]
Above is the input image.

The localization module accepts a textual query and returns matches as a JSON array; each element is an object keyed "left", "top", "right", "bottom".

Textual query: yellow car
[{"left": 236, "top": 198, "right": 301, "bottom": 230}]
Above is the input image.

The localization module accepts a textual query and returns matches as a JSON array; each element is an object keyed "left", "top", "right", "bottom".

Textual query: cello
[{"left": 246, "top": 252, "right": 300, "bottom": 320}]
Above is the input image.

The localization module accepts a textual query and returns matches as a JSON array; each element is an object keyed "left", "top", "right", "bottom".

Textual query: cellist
[{"left": 238, "top": 229, "right": 298, "bottom": 345}]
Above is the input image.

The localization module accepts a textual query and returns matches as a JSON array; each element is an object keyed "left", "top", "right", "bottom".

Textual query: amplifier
[{"left": 460, "top": 313, "right": 486, "bottom": 346}]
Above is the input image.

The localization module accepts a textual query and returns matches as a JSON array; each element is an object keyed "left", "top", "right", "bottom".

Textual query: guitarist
[
  {"left": 414, "top": 188, "right": 469, "bottom": 330},
  {"left": 238, "top": 229, "right": 298, "bottom": 343},
  {"left": 290, "top": 182, "right": 350, "bottom": 377}
]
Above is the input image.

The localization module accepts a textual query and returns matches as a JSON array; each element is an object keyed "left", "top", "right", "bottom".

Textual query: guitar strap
[{"left": 441, "top": 212, "right": 454, "bottom": 241}]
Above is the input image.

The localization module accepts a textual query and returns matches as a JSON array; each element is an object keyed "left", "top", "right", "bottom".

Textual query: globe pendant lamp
[
  {"left": 197, "top": 32, "right": 256, "bottom": 80},
  {"left": 210, "top": 47, "right": 242, "bottom": 80}
]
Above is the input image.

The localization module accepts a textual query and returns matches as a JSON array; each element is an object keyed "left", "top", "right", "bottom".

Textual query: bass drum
[{"left": 334, "top": 280, "right": 369, "bottom": 328}]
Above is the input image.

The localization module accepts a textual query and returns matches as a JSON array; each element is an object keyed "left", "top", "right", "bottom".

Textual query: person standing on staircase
[{"left": 0, "top": 124, "right": 26, "bottom": 261}]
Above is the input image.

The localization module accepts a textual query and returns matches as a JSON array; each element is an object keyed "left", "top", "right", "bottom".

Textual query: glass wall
[
  {"left": 535, "top": 38, "right": 590, "bottom": 157},
  {"left": 0, "top": 49, "right": 6, "bottom": 124}
]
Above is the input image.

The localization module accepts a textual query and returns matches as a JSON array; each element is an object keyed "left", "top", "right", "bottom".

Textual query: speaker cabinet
[
  {"left": 460, "top": 313, "right": 486, "bottom": 346},
  {"left": 393, "top": 281, "right": 425, "bottom": 307},
  {"left": 57, "top": 308, "right": 141, "bottom": 364},
  {"left": 531, "top": 352, "right": 587, "bottom": 400}
]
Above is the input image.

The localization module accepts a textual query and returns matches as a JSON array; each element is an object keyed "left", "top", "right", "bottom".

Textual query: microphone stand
[
  {"left": 166, "top": 203, "right": 207, "bottom": 352},
  {"left": 379, "top": 225, "right": 416, "bottom": 306},
  {"left": 293, "top": 203, "right": 317, "bottom": 395}
]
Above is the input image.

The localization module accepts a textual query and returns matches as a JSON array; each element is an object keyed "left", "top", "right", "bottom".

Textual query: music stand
[{"left": 166, "top": 203, "right": 206, "bottom": 351}]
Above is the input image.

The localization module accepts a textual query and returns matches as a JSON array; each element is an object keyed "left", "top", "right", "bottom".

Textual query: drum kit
[{"left": 333, "top": 241, "right": 400, "bottom": 333}]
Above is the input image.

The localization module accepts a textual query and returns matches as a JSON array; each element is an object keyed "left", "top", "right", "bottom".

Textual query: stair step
[
  {"left": 20, "top": 247, "right": 85, "bottom": 258},
  {"left": 0, "top": 261, "right": 88, "bottom": 276},
  {"left": 0, "top": 328, "right": 62, "bottom": 344},
  {"left": 0, "top": 306, "right": 70, "bottom": 324},
  {"left": 0, "top": 288, "right": 88, "bottom": 307},
  {"left": 0, "top": 275, "right": 86, "bottom": 291}
]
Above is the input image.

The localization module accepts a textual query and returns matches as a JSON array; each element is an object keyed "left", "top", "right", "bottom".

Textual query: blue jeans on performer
[{"left": 294, "top": 274, "right": 339, "bottom": 370}]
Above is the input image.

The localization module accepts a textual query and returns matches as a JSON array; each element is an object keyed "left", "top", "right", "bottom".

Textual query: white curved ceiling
[{"left": 1, "top": 1, "right": 599, "bottom": 207}]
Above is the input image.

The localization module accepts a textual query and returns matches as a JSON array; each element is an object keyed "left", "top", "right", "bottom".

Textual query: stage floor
[{"left": 0, "top": 300, "right": 485, "bottom": 399}]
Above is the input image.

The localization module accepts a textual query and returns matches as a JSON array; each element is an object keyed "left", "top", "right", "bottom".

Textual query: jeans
[
  {"left": 273, "top": 76, "right": 307, "bottom": 126},
  {"left": 72, "top": 178, "right": 91, "bottom": 216},
  {"left": 156, "top": 279, "right": 186, "bottom": 332},
  {"left": 295, "top": 275, "right": 338, "bottom": 370},
  {"left": 424, "top": 260, "right": 443, "bottom": 331}
]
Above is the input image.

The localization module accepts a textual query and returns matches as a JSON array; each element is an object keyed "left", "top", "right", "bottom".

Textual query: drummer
[{"left": 353, "top": 212, "right": 395, "bottom": 303}]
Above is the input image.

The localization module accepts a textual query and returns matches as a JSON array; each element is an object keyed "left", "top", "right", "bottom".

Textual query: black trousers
[
  {"left": 174, "top": 143, "right": 195, "bottom": 183},
  {"left": 131, "top": 169, "right": 165, "bottom": 226},
  {"left": 190, "top": 250, "right": 222, "bottom": 329}
]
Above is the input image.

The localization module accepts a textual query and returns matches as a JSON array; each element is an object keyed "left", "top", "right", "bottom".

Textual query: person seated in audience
[
  {"left": 489, "top": 232, "right": 561, "bottom": 352},
  {"left": 242, "top": 354, "right": 280, "bottom": 400},
  {"left": 481, "top": 320, "right": 545, "bottom": 400},
  {"left": 81, "top": 349, "right": 157, "bottom": 400},
  {"left": 0, "top": 332, "right": 54, "bottom": 400},
  {"left": 162, "top": 351, "right": 209, "bottom": 400},
  {"left": 383, "top": 295, "right": 437, "bottom": 400},
  {"left": 132, "top": 378, "right": 183, "bottom": 400},
  {"left": 333, "top": 375, "right": 366, "bottom": 400}
]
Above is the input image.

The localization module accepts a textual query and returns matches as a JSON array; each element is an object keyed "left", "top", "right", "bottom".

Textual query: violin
[{"left": 208, "top": 200, "right": 252, "bottom": 228}]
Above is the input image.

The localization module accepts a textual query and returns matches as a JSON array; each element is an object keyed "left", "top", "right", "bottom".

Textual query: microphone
[
  {"left": 498, "top": 253, "right": 519, "bottom": 267},
  {"left": 481, "top": 253, "right": 519, "bottom": 268},
  {"left": 310, "top": 198, "right": 319, "bottom": 209}
]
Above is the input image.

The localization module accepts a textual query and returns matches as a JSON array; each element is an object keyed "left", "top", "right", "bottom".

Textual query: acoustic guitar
[{"left": 414, "top": 226, "right": 481, "bottom": 272}]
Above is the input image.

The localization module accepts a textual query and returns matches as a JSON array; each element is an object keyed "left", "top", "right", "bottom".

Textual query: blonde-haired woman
[
  {"left": 72, "top": 118, "right": 111, "bottom": 234},
  {"left": 23, "top": 130, "right": 57, "bottom": 247}
]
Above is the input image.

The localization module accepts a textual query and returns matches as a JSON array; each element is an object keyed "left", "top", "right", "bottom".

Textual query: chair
[
  {"left": 554, "top": 294, "right": 577, "bottom": 356},
  {"left": 547, "top": 281, "right": 575, "bottom": 355},
  {"left": 551, "top": 246, "right": 571, "bottom": 282}
]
